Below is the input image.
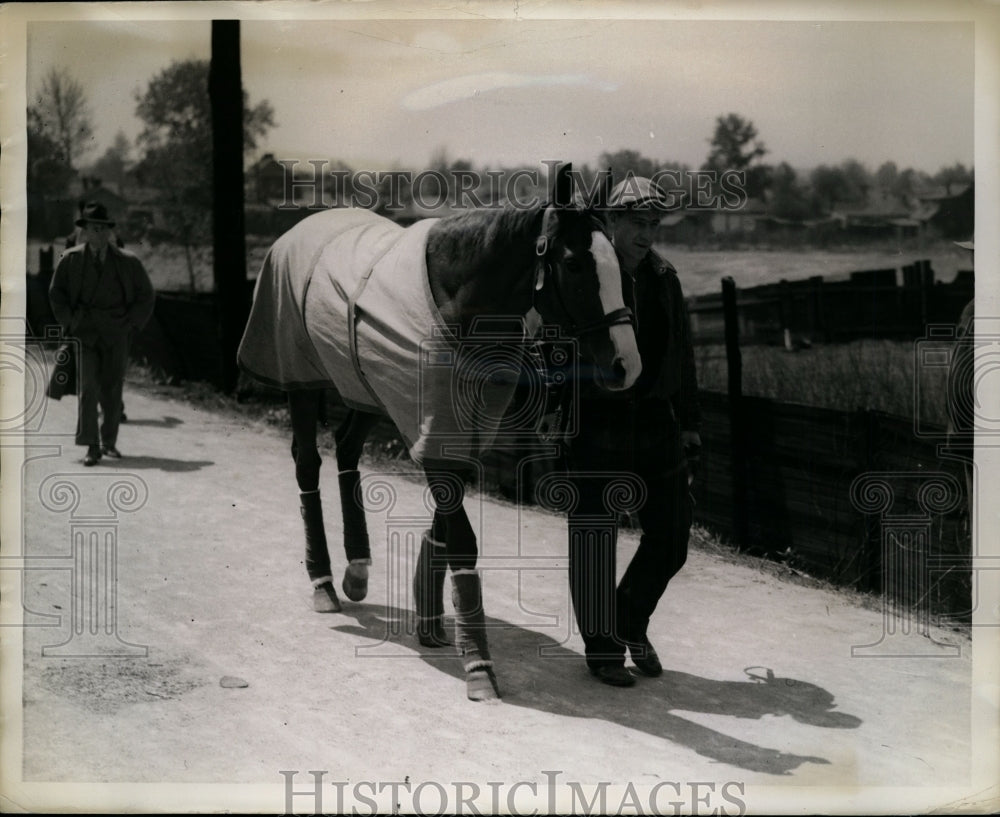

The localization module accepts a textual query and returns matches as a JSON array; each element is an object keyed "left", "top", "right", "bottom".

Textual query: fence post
[
  {"left": 919, "top": 259, "right": 934, "bottom": 325},
  {"left": 809, "top": 275, "right": 825, "bottom": 342},
  {"left": 723, "top": 276, "right": 749, "bottom": 548}
]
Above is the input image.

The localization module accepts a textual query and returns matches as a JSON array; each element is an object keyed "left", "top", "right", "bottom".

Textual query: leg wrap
[
  {"left": 337, "top": 469, "right": 371, "bottom": 562},
  {"left": 300, "top": 491, "right": 332, "bottom": 583},
  {"left": 301, "top": 491, "right": 341, "bottom": 613},
  {"left": 451, "top": 571, "right": 500, "bottom": 701},
  {"left": 414, "top": 531, "right": 450, "bottom": 647}
]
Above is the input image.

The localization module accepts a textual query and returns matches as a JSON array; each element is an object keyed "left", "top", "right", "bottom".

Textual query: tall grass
[{"left": 695, "top": 339, "right": 950, "bottom": 427}]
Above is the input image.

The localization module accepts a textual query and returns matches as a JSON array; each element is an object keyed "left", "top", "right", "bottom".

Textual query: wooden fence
[
  {"left": 688, "top": 261, "right": 974, "bottom": 346},
  {"left": 481, "top": 388, "right": 970, "bottom": 619}
]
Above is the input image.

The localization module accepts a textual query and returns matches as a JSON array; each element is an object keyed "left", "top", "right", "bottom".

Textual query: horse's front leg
[
  {"left": 425, "top": 466, "right": 500, "bottom": 701},
  {"left": 333, "top": 408, "right": 380, "bottom": 601},
  {"left": 289, "top": 389, "right": 341, "bottom": 613}
]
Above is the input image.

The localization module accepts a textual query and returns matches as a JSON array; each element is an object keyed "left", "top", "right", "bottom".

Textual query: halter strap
[
  {"left": 532, "top": 205, "right": 635, "bottom": 339},
  {"left": 534, "top": 205, "right": 556, "bottom": 291},
  {"left": 572, "top": 306, "right": 635, "bottom": 337}
]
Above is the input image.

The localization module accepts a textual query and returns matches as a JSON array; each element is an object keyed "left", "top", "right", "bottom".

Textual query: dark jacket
[
  {"left": 49, "top": 243, "right": 155, "bottom": 339},
  {"left": 639, "top": 251, "right": 700, "bottom": 432}
]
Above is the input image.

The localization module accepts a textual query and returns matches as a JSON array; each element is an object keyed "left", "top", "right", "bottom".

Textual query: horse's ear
[
  {"left": 588, "top": 168, "right": 613, "bottom": 213},
  {"left": 551, "top": 162, "right": 573, "bottom": 208}
]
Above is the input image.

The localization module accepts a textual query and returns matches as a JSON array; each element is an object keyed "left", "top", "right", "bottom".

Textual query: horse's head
[{"left": 532, "top": 164, "right": 641, "bottom": 391}]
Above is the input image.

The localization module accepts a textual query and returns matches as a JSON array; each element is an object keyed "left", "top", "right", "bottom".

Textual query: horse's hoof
[
  {"left": 466, "top": 669, "right": 501, "bottom": 702},
  {"left": 417, "top": 618, "right": 452, "bottom": 648},
  {"left": 342, "top": 561, "right": 369, "bottom": 602},
  {"left": 312, "top": 582, "right": 342, "bottom": 613}
]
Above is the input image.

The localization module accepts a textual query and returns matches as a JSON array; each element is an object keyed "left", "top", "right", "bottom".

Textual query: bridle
[{"left": 532, "top": 205, "right": 634, "bottom": 339}]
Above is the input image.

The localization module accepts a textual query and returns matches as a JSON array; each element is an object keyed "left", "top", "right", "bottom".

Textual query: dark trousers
[
  {"left": 565, "top": 399, "right": 692, "bottom": 668},
  {"left": 76, "top": 337, "right": 129, "bottom": 448}
]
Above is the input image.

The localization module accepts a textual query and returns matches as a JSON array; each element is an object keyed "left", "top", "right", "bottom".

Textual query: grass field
[
  {"left": 695, "top": 338, "right": 950, "bottom": 427},
  {"left": 661, "top": 242, "right": 972, "bottom": 297}
]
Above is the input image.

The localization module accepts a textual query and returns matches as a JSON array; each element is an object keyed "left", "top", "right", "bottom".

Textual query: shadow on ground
[
  {"left": 332, "top": 604, "right": 861, "bottom": 776},
  {"left": 120, "top": 415, "right": 185, "bottom": 429},
  {"left": 95, "top": 455, "right": 213, "bottom": 473}
]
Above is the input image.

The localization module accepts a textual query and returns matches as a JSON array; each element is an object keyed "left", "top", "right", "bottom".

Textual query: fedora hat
[{"left": 75, "top": 201, "right": 116, "bottom": 228}]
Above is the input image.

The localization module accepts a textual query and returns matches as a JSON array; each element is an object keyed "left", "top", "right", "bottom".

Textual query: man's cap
[
  {"left": 75, "top": 201, "right": 116, "bottom": 228},
  {"left": 954, "top": 237, "right": 975, "bottom": 251},
  {"left": 609, "top": 176, "right": 670, "bottom": 210}
]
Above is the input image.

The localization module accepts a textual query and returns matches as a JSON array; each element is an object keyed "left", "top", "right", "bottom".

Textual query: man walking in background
[
  {"left": 62, "top": 199, "right": 131, "bottom": 422},
  {"left": 49, "top": 201, "right": 155, "bottom": 466},
  {"left": 565, "top": 176, "right": 702, "bottom": 687}
]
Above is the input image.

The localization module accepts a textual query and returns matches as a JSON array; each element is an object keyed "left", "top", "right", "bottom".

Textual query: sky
[{"left": 23, "top": 12, "right": 975, "bottom": 176}]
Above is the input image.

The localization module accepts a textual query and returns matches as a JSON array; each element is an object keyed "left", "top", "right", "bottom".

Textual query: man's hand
[
  {"left": 537, "top": 408, "right": 564, "bottom": 443},
  {"left": 681, "top": 430, "right": 701, "bottom": 484}
]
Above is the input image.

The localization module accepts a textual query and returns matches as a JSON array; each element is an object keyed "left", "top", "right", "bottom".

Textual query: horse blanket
[{"left": 238, "top": 208, "right": 524, "bottom": 464}]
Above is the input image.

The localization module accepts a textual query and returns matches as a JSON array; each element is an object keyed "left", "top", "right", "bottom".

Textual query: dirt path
[{"left": 2, "top": 381, "right": 992, "bottom": 814}]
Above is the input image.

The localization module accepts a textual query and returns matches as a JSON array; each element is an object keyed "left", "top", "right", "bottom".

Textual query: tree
[
  {"left": 703, "top": 113, "right": 770, "bottom": 200},
  {"left": 32, "top": 67, "right": 95, "bottom": 169},
  {"left": 599, "top": 149, "right": 658, "bottom": 184},
  {"left": 933, "top": 162, "right": 973, "bottom": 195},
  {"left": 26, "top": 106, "right": 74, "bottom": 197},
  {"left": 891, "top": 167, "right": 932, "bottom": 203},
  {"left": 90, "top": 130, "right": 133, "bottom": 194},
  {"left": 809, "top": 160, "right": 869, "bottom": 213},
  {"left": 133, "top": 59, "right": 275, "bottom": 289},
  {"left": 874, "top": 161, "right": 898, "bottom": 191},
  {"left": 839, "top": 159, "right": 871, "bottom": 201},
  {"left": 768, "top": 162, "right": 811, "bottom": 220}
]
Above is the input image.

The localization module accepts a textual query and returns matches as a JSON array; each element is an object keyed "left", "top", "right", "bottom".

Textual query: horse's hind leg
[
  {"left": 289, "top": 389, "right": 341, "bottom": 613},
  {"left": 425, "top": 466, "right": 500, "bottom": 701},
  {"left": 334, "top": 409, "right": 380, "bottom": 601}
]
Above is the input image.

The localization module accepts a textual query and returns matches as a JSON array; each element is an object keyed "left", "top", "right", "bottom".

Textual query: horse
[{"left": 237, "top": 163, "right": 641, "bottom": 701}]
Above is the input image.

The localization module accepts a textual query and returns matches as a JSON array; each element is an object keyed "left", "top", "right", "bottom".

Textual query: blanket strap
[{"left": 346, "top": 243, "right": 398, "bottom": 412}]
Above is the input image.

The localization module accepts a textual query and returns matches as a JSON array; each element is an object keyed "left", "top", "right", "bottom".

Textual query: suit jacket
[{"left": 49, "top": 243, "right": 155, "bottom": 340}]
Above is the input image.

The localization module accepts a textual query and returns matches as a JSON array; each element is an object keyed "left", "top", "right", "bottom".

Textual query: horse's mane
[
  {"left": 428, "top": 203, "right": 543, "bottom": 267},
  {"left": 428, "top": 201, "right": 595, "bottom": 271}
]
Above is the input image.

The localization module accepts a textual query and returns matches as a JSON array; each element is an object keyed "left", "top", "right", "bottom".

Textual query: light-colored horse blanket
[{"left": 238, "top": 208, "right": 525, "bottom": 464}]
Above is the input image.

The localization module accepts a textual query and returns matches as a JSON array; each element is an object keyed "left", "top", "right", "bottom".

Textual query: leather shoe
[
  {"left": 83, "top": 446, "right": 102, "bottom": 467},
  {"left": 102, "top": 445, "right": 122, "bottom": 458},
  {"left": 629, "top": 639, "right": 663, "bottom": 677},
  {"left": 589, "top": 664, "right": 636, "bottom": 687}
]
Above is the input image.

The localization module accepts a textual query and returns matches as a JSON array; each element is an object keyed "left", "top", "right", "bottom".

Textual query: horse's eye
[{"left": 563, "top": 255, "right": 583, "bottom": 274}]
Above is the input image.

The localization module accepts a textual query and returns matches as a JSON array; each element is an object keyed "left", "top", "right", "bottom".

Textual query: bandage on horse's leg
[
  {"left": 289, "top": 389, "right": 340, "bottom": 612},
  {"left": 334, "top": 409, "right": 379, "bottom": 601},
  {"left": 425, "top": 467, "right": 500, "bottom": 701}
]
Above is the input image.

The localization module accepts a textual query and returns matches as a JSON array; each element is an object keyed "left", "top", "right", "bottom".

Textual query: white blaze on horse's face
[{"left": 590, "top": 230, "right": 641, "bottom": 390}]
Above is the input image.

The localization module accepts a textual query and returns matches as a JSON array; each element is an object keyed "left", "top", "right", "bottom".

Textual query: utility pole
[{"left": 209, "top": 19, "right": 248, "bottom": 393}]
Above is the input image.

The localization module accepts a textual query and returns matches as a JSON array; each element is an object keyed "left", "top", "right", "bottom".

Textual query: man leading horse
[{"left": 564, "top": 175, "right": 702, "bottom": 688}]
